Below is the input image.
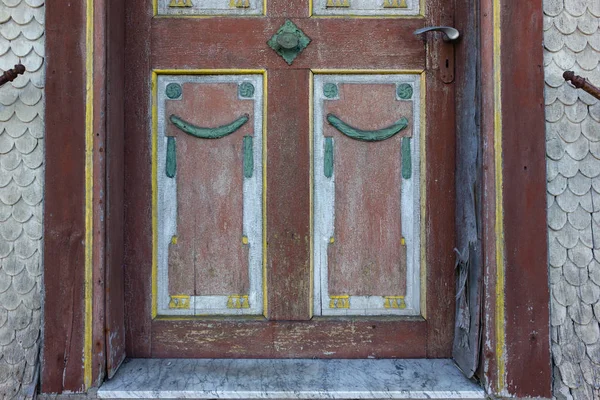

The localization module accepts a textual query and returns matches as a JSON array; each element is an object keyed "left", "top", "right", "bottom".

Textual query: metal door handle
[{"left": 414, "top": 26, "right": 460, "bottom": 42}]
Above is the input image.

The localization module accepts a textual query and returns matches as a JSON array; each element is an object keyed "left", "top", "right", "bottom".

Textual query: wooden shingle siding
[
  {"left": 0, "top": 0, "right": 44, "bottom": 398},
  {"left": 545, "top": 0, "right": 600, "bottom": 398}
]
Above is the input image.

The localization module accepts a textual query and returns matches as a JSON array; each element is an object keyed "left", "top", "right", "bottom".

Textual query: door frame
[{"left": 42, "top": 0, "right": 551, "bottom": 397}]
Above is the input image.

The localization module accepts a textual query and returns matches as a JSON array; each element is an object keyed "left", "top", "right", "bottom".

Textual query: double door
[{"left": 123, "top": 0, "right": 456, "bottom": 358}]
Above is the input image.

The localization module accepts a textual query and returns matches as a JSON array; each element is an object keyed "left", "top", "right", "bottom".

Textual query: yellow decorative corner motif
[
  {"left": 401, "top": 237, "right": 406, "bottom": 246},
  {"left": 242, "top": 235, "right": 249, "bottom": 245},
  {"left": 169, "top": 295, "right": 191, "bottom": 309},
  {"left": 384, "top": 296, "right": 406, "bottom": 309},
  {"left": 171, "top": 235, "right": 178, "bottom": 245},
  {"left": 329, "top": 295, "right": 350, "bottom": 309},
  {"left": 329, "top": 236, "right": 335, "bottom": 244},
  {"left": 383, "top": 0, "right": 407, "bottom": 8},
  {"left": 169, "top": 0, "right": 192, "bottom": 6},
  {"left": 326, "top": 0, "right": 350, "bottom": 7},
  {"left": 230, "top": 0, "right": 250, "bottom": 8},
  {"left": 227, "top": 295, "right": 250, "bottom": 309}
]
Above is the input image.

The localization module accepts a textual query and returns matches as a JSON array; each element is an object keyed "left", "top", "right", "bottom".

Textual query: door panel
[
  {"left": 312, "top": 0, "right": 420, "bottom": 16},
  {"left": 157, "top": 0, "right": 264, "bottom": 16},
  {"left": 155, "top": 74, "right": 264, "bottom": 316},
  {"left": 124, "top": 0, "right": 455, "bottom": 358},
  {"left": 313, "top": 74, "right": 421, "bottom": 317}
]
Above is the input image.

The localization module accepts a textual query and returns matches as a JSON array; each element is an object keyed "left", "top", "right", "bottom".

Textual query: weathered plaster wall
[
  {"left": 0, "top": 0, "right": 44, "bottom": 398},
  {"left": 544, "top": 0, "right": 600, "bottom": 399}
]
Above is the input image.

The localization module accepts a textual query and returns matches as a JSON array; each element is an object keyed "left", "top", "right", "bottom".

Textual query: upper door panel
[
  {"left": 157, "top": 0, "right": 264, "bottom": 16},
  {"left": 312, "top": 0, "right": 421, "bottom": 17}
]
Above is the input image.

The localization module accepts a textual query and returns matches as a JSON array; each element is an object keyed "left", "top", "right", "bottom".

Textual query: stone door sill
[{"left": 97, "top": 358, "right": 486, "bottom": 399}]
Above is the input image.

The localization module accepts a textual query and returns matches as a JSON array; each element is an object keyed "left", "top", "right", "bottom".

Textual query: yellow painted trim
[
  {"left": 154, "top": 315, "right": 267, "bottom": 321},
  {"left": 493, "top": 0, "right": 506, "bottom": 392},
  {"left": 151, "top": 71, "right": 159, "bottom": 318},
  {"left": 151, "top": 69, "right": 268, "bottom": 319},
  {"left": 262, "top": 70, "right": 268, "bottom": 317},
  {"left": 309, "top": 71, "right": 314, "bottom": 318},
  {"left": 310, "top": 14, "right": 425, "bottom": 19},
  {"left": 419, "top": 71, "right": 426, "bottom": 319},
  {"left": 311, "top": 69, "right": 424, "bottom": 74},
  {"left": 153, "top": 69, "right": 266, "bottom": 75},
  {"left": 83, "top": 0, "right": 94, "bottom": 389}
]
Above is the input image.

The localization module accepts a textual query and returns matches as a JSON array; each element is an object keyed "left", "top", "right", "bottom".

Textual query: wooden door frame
[{"left": 42, "top": 0, "right": 551, "bottom": 397}]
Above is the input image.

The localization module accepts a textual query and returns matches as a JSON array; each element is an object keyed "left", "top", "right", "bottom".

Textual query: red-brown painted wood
[
  {"left": 479, "top": 0, "right": 500, "bottom": 389},
  {"left": 123, "top": 0, "right": 154, "bottom": 358},
  {"left": 267, "top": 0, "right": 310, "bottom": 17},
  {"left": 424, "top": 0, "right": 457, "bottom": 359},
  {"left": 43, "top": 0, "right": 87, "bottom": 392},
  {"left": 501, "top": 0, "right": 551, "bottom": 396},
  {"left": 92, "top": 0, "right": 108, "bottom": 386},
  {"left": 325, "top": 84, "right": 412, "bottom": 297},
  {"left": 152, "top": 319, "right": 427, "bottom": 358},
  {"left": 151, "top": 18, "right": 425, "bottom": 71},
  {"left": 266, "top": 70, "right": 311, "bottom": 320},
  {"left": 126, "top": 0, "right": 455, "bottom": 359},
  {"left": 105, "top": 0, "right": 127, "bottom": 378},
  {"left": 165, "top": 84, "right": 253, "bottom": 296}
]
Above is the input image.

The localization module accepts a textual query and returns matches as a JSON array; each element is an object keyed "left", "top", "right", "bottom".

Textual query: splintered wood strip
[
  {"left": 266, "top": 70, "right": 312, "bottom": 320},
  {"left": 151, "top": 18, "right": 425, "bottom": 71},
  {"left": 105, "top": 0, "right": 127, "bottom": 377},
  {"left": 152, "top": 319, "right": 426, "bottom": 358}
]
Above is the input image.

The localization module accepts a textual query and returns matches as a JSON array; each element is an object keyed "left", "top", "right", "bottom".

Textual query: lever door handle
[{"left": 414, "top": 26, "right": 460, "bottom": 42}]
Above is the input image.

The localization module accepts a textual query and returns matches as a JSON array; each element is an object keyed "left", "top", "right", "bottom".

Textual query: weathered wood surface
[
  {"left": 166, "top": 83, "right": 253, "bottom": 296},
  {"left": 151, "top": 18, "right": 425, "bottom": 71},
  {"left": 92, "top": 0, "right": 108, "bottom": 386},
  {"left": 452, "top": 0, "right": 483, "bottom": 378},
  {"left": 479, "top": 0, "right": 551, "bottom": 396},
  {"left": 501, "top": 0, "right": 551, "bottom": 396},
  {"left": 266, "top": 70, "right": 311, "bottom": 320},
  {"left": 43, "top": 0, "right": 87, "bottom": 391},
  {"left": 152, "top": 319, "right": 427, "bottom": 358},
  {"left": 125, "top": 0, "right": 455, "bottom": 359},
  {"left": 479, "top": 0, "right": 499, "bottom": 390},
  {"left": 0, "top": 0, "right": 45, "bottom": 397},
  {"left": 325, "top": 83, "right": 411, "bottom": 297},
  {"left": 423, "top": 0, "right": 457, "bottom": 358},
  {"left": 546, "top": 1, "right": 600, "bottom": 399},
  {"left": 105, "top": 0, "right": 127, "bottom": 378},
  {"left": 123, "top": 0, "right": 153, "bottom": 358}
]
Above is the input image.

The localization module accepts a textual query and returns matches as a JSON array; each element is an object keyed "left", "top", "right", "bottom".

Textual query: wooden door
[{"left": 123, "top": 0, "right": 456, "bottom": 358}]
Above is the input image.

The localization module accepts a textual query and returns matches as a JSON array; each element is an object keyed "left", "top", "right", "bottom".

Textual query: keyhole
[{"left": 446, "top": 58, "right": 449, "bottom": 68}]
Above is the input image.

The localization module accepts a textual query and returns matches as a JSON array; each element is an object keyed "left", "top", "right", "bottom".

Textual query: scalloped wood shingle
[{"left": 0, "top": 0, "right": 44, "bottom": 398}]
